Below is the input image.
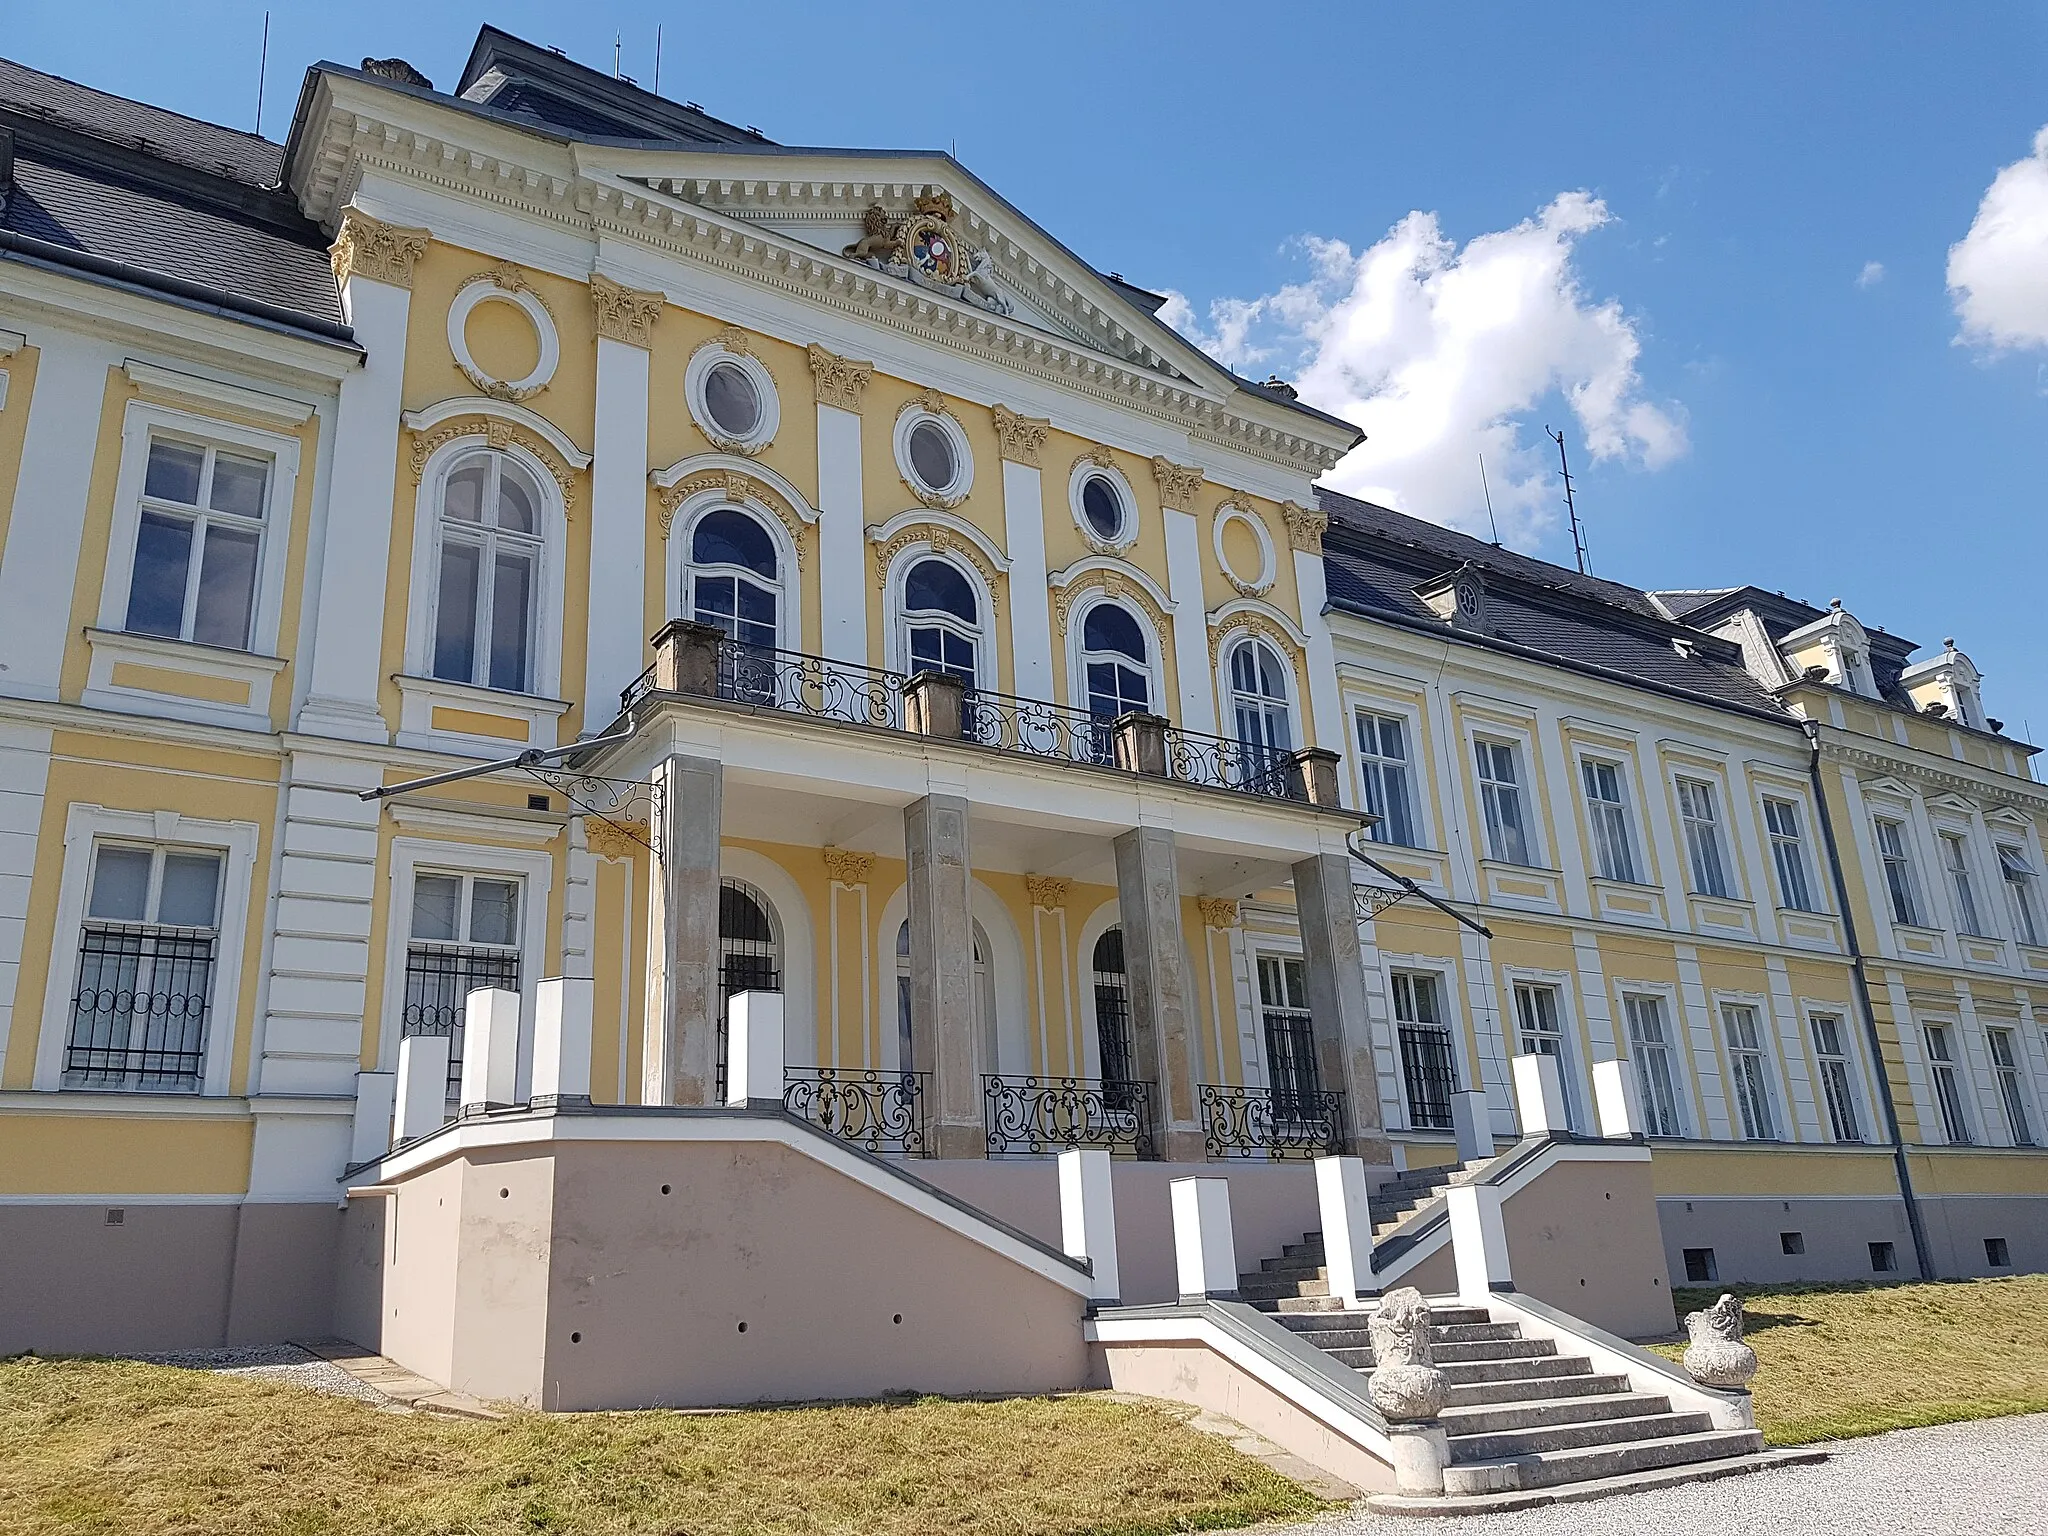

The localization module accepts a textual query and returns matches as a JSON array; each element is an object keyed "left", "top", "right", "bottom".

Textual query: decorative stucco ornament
[
  {"left": 1366, "top": 1287, "right": 1447, "bottom": 1422},
  {"left": 842, "top": 192, "right": 1013, "bottom": 316},
  {"left": 1681, "top": 1293, "right": 1759, "bottom": 1389}
]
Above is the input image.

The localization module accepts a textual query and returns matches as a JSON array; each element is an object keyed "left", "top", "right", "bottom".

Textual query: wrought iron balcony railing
[
  {"left": 783, "top": 1067, "right": 929, "bottom": 1156},
  {"left": 622, "top": 627, "right": 1334, "bottom": 808},
  {"left": 1199, "top": 1084, "right": 1346, "bottom": 1160},
  {"left": 982, "top": 1074, "right": 1157, "bottom": 1158}
]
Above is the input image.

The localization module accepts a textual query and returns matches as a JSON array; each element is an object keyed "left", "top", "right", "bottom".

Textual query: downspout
[{"left": 1802, "top": 717, "right": 1936, "bottom": 1281}]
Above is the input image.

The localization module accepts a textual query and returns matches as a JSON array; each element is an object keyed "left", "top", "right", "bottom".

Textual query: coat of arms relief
[{"left": 843, "top": 191, "right": 1013, "bottom": 316}]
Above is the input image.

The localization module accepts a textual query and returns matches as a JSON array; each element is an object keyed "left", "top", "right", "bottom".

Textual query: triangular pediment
[
  {"left": 1927, "top": 792, "right": 1979, "bottom": 815},
  {"left": 1986, "top": 805, "right": 2035, "bottom": 829},
  {"left": 1861, "top": 775, "right": 1917, "bottom": 801}
]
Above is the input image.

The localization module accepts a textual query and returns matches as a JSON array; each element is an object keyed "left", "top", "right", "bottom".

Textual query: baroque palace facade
[{"left": 0, "top": 26, "right": 2042, "bottom": 1368}]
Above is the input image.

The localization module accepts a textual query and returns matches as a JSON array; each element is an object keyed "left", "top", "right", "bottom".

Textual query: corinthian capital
[{"left": 330, "top": 208, "right": 431, "bottom": 289}]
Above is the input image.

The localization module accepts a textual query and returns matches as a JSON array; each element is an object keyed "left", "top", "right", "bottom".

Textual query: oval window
[
  {"left": 1081, "top": 474, "right": 1126, "bottom": 541},
  {"left": 907, "top": 420, "right": 958, "bottom": 494},
  {"left": 703, "top": 360, "right": 762, "bottom": 439}
]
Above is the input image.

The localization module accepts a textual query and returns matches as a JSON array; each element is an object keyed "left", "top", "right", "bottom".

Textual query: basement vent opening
[
  {"left": 1986, "top": 1237, "right": 2011, "bottom": 1268},
  {"left": 1780, "top": 1232, "right": 1805, "bottom": 1255},
  {"left": 104, "top": 1208, "right": 125, "bottom": 1227},
  {"left": 1869, "top": 1241, "right": 1898, "bottom": 1274},
  {"left": 1682, "top": 1247, "right": 1717, "bottom": 1283},
  {"left": 528, "top": 793, "right": 550, "bottom": 811}
]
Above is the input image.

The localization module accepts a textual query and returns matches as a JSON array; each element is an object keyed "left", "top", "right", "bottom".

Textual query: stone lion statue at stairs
[
  {"left": 1367, "top": 1286, "right": 1447, "bottom": 1421},
  {"left": 1682, "top": 1292, "right": 1760, "bottom": 1388}
]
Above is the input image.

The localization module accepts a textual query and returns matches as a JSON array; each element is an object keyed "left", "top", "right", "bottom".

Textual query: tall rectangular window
[
  {"left": 1988, "top": 1027, "right": 2034, "bottom": 1148},
  {"left": 1623, "top": 993, "right": 1685, "bottom": 1137},
  {"left": 1923, "top": 1023, "right": 1973, "bottom": 1146},
  {"left": 1677, "top": 778, "right": 1731, "bottom": 898},
  {"left": 402, "top": 872, "right": 523, "bottom": 1095},
  {"left": 1512, "top": 981, "right": 1576, "bottom": 1129},
  {"left": 124, "top": 437, "right": 270, "bottom": 651},
  {"left": 1355, "top": 712, "right": 1419, "bottom": 848},
  {"left": 66, "top": 842, "right": 223, "bottom": 1092},
  {"left": 1581, "top": 759, "right": 1638, "bottom": 883},
  {"left": 1257, "top": 954, "right": 1320, "bottom": 1120},
  {"left": 1764, "top": 797, "right": 1818, "bottom": 913},
  {"left": 1875, "top": 819, "right": 1924, "bottom": 927},
  {"left": 1391, "top": 971, "right": 1456, "bottom": 1131},
  {"left": 1941, "top": 832, "right": 1986, "bottom": 936},
  {"left": 1475, "top": 739, "right": 1531, "bottom": 866},
  {"left": 1721, "top": 1003, "right": 1779, "bottom": 1141},
  {"left": 1810, "top": 1013, "right": 1863, "bottom": 1144},
  {"left": 2000, "top": 845, "right": 2043, "bottom": 947}
]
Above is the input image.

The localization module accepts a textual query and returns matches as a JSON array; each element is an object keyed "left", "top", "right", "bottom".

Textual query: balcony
[{"left": 620, "top": 625, "right": 1338, "bottom": 809}]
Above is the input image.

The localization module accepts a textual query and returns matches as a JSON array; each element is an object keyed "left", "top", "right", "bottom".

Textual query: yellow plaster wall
[
  {"left": 0, "top": 342, "right": 41, "bottom": 559},
  {"left": 1649, "top": 1144, "right": 1901, "bottom": 1198},
  {"left": 3, "top": 735, "right": 281, "bottom": 1093},
  {"left": 1908, "top": 1149, "right": 2048, "bottom": 1197},
  {"left": 0, "top": 1112, "right": 254, "bottom": 1195}
]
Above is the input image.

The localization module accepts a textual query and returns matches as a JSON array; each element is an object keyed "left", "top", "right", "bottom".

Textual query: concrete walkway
[{"left": 1242, "top": 1413, "right": 2048, "bottom": 1534}]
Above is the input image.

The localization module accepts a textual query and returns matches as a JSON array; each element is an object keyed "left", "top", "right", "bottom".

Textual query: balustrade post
[
  {"left": 1314, "top": 1155, "right": 1379, "bottom": 1307},
  {"left": 1512, "top": 1053, "right": 1569, "bottom": 1138},
  {"left": 532, "top": 977, "right": 594, "bottom": 1107},
  {"left": 350, "top": 1070, "right": 396, "bottom": 1165},
  {"left": 1449, "top": 1087, "right": 1495, "bottom": 1164},
  {"left": 1290, "top": 747, "right": 1344, "bottom": 807},
  {"left": 1111, "top": 712, "right": 1170, "bottom": 777},
  {"left": 392, "top": 1033, "right": 450, "bottom": 1144},
  {"left": 1058, "top": 1147, "right": 1122, "bottom": 1303},
  {"left": 458, "top": 987, "right": 520, "bottom": 1116},
  {"left": 1446, "top": 1180, "right": 1515, "bottom": 1301},
  {"left": 1170, "top": 1177, "right": 1239, "bottom": 1301},
  {"left": 1592, "top": 1058, "right": 1645, "bottom": 1140},
  {"left": 649, "top": 618, "right": 725, "bottom": 697},
  {"left": 902, "top": 670, "right": 968, "bottom": 739},
  {"left": 725, "top": 990, "right": 785, "bottom": 1110}
]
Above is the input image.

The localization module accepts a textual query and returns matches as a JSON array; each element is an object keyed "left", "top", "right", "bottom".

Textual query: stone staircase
[{"left": 1235, "top": 1171, "right": 1771, "bottom": 1497}]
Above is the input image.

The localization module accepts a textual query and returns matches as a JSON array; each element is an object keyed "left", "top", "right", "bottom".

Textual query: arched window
[
  {"left": 1229, "top": 637, "right": 1293, "bottom": 781},
  {"left": 1091, "top": 928, "right": 1139, "bottom": 1107},
  {"left": 900, "top": 557, "right": 981, "bottom": 687},
  {"left": 1081, "top": 603, "right": 1150, "bottom": 721},
  {"left": 431, "top": 450, "right": 544, "bottom": 693},
  {"left": 716, "top": 877, "right": 781, "bottom": 1098},
  {"left": 894, "top": 917, "right": 994, "bottom": 1074},
  {"left": 688, "top": 507, "right": 780, "bottom": 652}
]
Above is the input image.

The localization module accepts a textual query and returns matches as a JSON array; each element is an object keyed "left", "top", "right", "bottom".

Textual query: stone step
[
  {"left": 1268, "top": 1312, "right": 1512, "bottom": 1344},
  {"left": 1320, "top": 1345, "right": 1376, "bottom": 1370},
  {"left": 1237, "top": 1275, "right": 1330, "bottom": 1301},
  {"left": 1263, "top": 1294, "right": 1349, "bottom": 1314},
  {"left": 1449, "top": 1410, "right": 1715, "bottom": 1462},
  {"left": 1439, "top": 1392, "right": 1675, "bottom": 1437},
  {"left": 1445, "top": 1428, "right": 1767, "bottom": 1494},
  {"left": 1438, "top": 1354, "right": 1594, "bottom": 1387},
  {"left": 1430, "top": 1337, "right": 1558, "bottom": 1365},
  {"left": 1441, "top": 1370, "right": 1630, "bottom": 1407}
]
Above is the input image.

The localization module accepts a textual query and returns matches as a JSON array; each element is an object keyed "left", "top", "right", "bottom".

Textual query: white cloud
[
  {"left": 1155, "top": 193, "right": 1685, "bottom": 544},
  {"left": 1949, "top": 125, "right": 2048, "bottom": 352},
  {"left": 1856, "top": 260, "right": 1886, "bottom": 289}
]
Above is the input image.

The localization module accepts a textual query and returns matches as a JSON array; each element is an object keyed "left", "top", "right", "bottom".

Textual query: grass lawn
[
  {"left": 1657, "top": 1273, "right": 2048, "bottom": 1446},
  {"left": 0, "top": 1358, "right": 1322, "bottom": 1536}
]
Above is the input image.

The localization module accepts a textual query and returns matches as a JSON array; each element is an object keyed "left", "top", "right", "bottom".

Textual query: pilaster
[
  {"left": 905, "top": 793, "right": 984, "bottom": 1156},
  {"left": 1158, "top": 461, "right": 1217, "bottom": 736},
  {"left": 643, "top": 753, "right": 723, "bottom": 1105},
  {"left": 586, "top": 323, "right": 654, "bottom": 720},
  {"left": 811, "top": 346, "right": 872, "bottom": 664},
  {"left": 1113, "top": 825, "right": 1205, "bottom": 1162},
  {"left": 994, "top": 406, "right": 1054, "bottom": 701},
  {"left": 1292, "top": 851, "right": 1391, "bottom": 1162}
]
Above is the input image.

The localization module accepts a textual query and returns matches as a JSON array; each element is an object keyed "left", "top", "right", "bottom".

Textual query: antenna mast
[
  {"left": 254, "top": 11, "right": 270, "bottom": 135},
  {"left": 1478, "top": 453, "right": 1501, "bottom": 546},
  {"left": 1546, "top": 425, "right": 1589, "bottom": 575}
]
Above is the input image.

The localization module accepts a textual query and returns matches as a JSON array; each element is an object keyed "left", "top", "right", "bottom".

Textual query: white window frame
[
  {"left": 1986, "top": 1024, "right": 2037, "bottom": 1147},
  {"left": 35, "top": 804, "right": 260, "bottom": 1095},
  {"left": 1578, "top": 753, "right": 1642, "bottom": 885},
  {"left": 670, "top": 494, "right": 797, "bottom": 654},
  {"left": 1717, "top": 995, "right": 1785, "bottom": 1142},
  {"left": 1218, "top": 632, "right": 1303, "bottom": 762},
  {"left": 1873, "top": 816, "right": 1927, "bottom": 929},
  {"left": 884, "top": 545, "right": 997, "bottom": 691},
  {"left": 1621, "top": 988, "right": 1689, "bottom": 1138},
  {"left": 1998, "top": 843, "right": 2044, "bottom": 948},
  {"left": 377, "top": 836, "right": 555, "bottom": 1078},
  {"left": 1067, "top": 455, "right": 1140, "bottom": 555},
  {"left": 1354, "top": 706, "right": 1425, "bottom": 849},
  {"left": 1388, "top": 965, "right": 1461, "bottom": 1132},
  {"left": 1806, "top": 1007, "right": 1868, "bottom": 1145},
  {"left": 1921, "top": 1019, "right": 1975, "bottom": 1146},
  {"left": 684, "top": 339, "right": 780, "bottom": 456},
  {"left": 403, "top": 436, "right": 567, "bottom": 703},
  {"left": 1761, "top": 793, "right": 1822, "bottom": 914},
  {"left": 1676, "top": 775, "right": 1734, "bottom": 899},
  {"left": 1474, "top": 733, "right": 1538, "bottom": 868},
  {"left": 1937, "top": 828, "right": 1989, "bottom": 938},
  {"left": 96, "top": 399, "right": 302, "bottom": 660},
  {"left": 1504, "top": 967, "right": 1584, "bottom": 1133},
  {"left": 1065, "top": 591, "right": 1161, "bottom": 724}
]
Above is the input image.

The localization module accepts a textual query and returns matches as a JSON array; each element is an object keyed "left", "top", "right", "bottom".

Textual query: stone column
[
  {"left": 1293, "top": 851, "right": 1392, "bottom": 1162},
  {"left": 643, "top": 753, "right": 723, "bottom": 1106},
  {"left": 298, "top": 208, "right": 428, "bottom": 741},
  {"left": 905, "top": 794, "right": 984, "bottom": 1156},
  {"left": 1114, "top": 825, "right": 1205, "bottom": 1162},
  {"left": 585, "top": 272, "right": 662, "bottom": 724}
]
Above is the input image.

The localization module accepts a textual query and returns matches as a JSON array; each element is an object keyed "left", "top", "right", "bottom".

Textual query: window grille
[
  {"left": 401, "top": 872, "right": 523, "bottom": 1095},
  {"left": 67, "top": 924, "right": 215, "bottom": 1091},
  {"left": 1257, "top": 954, "right": 1320, "bottom": 1121},
  {"left": 1091, "top": 928, "right": 1138, "bottom": 1109},
  {"left": 1391, "top": 972, "right": 1456, "bottom": 1130}
]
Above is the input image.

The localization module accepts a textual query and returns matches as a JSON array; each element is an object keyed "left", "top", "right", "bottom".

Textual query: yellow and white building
[{"left": 0, "top": 27, "right": 2041, "bottom": 1360}]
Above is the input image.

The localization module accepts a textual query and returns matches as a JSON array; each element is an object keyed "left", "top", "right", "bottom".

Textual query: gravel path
[
  {"left": 1245, "top": 1413, "right": 2048, "bottom": 1535},
  {"left": 123, "top": 1344, "right": 397, "bottom": 1409}
]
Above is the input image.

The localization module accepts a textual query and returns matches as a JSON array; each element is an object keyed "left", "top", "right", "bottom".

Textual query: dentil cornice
[{"left": 1822, "top": 738, "right": 2048, "bottom": 815}]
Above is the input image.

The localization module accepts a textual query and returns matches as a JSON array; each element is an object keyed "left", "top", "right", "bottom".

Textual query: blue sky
[{"left": 13, "top": 3, "right": 2047, "bottom": 748}]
